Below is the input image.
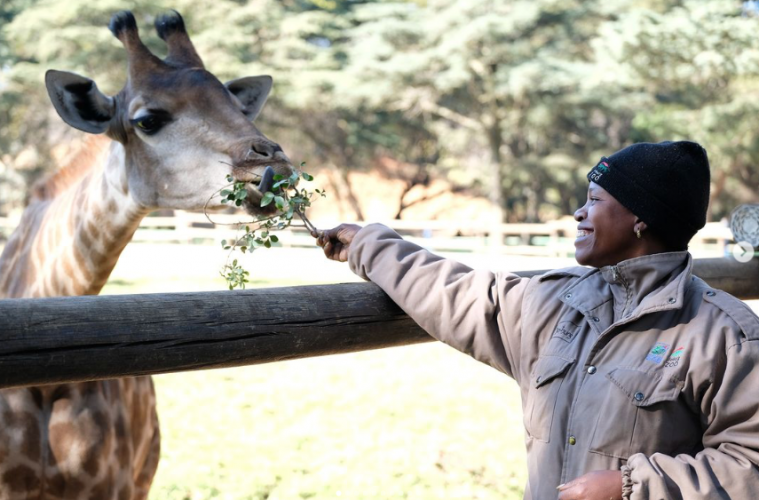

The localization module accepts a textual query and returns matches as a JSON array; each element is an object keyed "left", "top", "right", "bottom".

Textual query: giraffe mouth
[{"left": 232, "top": 164, "right": 291, "bottom": 215}]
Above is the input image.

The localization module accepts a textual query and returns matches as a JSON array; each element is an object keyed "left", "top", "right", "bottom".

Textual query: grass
[
  {"left": 97, "top": 243, "right": 537, "bottom": 500},
  {"left": 150, "top": 345, "right": 527, "bottom": 500}
]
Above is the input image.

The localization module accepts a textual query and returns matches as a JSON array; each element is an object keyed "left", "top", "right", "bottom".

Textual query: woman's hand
[
  {"left": 557, "top": 470, "right": 623, "bottom": 500},
  {"left": 315, "top": 224, "right": 362, "bottom": 262}
]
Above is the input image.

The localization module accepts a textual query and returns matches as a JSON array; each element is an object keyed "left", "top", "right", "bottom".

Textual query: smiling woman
[
  {"left": 573, "top": 182, "right": 648, "bottom": 268},
  {"left": 315, "top": 140, "right": 759, "bottom": 500},
  {"left": 573, "top": 141, "right": 710, "bottom": 269}
]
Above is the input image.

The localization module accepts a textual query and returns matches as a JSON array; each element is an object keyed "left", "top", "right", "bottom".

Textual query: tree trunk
[
  {"left": 708, "top": 169, "right": 728, "bottom": 222},
  {"left": 328, "top": 162, "right": 365, "bottom": 221},
  {"left": 487, "top": 118, "right": 505, "bottom": 247}
]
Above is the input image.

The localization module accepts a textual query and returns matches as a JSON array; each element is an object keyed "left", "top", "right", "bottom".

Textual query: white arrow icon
[{"left": 733, "top": 241, "right": 755, "bottom": 263}]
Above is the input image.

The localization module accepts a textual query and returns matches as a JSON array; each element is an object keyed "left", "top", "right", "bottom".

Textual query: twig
[{"left": 295, "top": 208, "right": 319, "bottom": 235}]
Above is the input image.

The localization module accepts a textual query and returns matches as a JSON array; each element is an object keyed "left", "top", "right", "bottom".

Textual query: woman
[{"left": 316, "top": 141, "right": 759, "bottom": 500}]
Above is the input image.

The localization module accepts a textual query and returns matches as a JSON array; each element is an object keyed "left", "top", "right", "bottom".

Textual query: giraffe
[{"left": 0, "top": 10, "right": 294, "bottom": 500}]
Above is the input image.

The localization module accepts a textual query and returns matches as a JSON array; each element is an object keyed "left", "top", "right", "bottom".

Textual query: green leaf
[
  {"left": 300, "top": 161, "right": 307, "bottom": 167},
  {"left": 302, "top": 172, "right": 314, "bottom": 181},
  {"left": 273, "top": 174, "right": 284, "bottom": 181},
  {"left": 235, "top": 200, "right": 243, "bottom": 207},
  {"left": 261, "top": 192, "right": 275, "bottom": 207},
  {"left": 270, "top": 235, "right": 279, "bottom": 243},
  {"left": 264, "top": 240, "right": 271, "bottom": 248},
  {"left": 274, "top": 196, "right": 286, "bottom": 210}
]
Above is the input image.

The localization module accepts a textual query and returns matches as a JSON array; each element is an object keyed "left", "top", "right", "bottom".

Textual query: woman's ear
[{"left": 634, "top": 218, "right": 649, "bottom": 234}]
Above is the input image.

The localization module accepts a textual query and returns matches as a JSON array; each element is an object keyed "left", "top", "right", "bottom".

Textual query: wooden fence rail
[{"left": 1, "top": 257, "right": 757, "bottom": 389}]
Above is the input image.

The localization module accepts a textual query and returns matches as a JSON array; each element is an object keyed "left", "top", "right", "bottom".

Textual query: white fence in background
[{"left": 0, "top": 212, "right": 734, "bottom": 258}]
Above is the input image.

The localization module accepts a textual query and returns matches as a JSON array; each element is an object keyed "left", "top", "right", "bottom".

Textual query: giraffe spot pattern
[{"left": 3, "top": 464, "right": 41, "bottom": 492}]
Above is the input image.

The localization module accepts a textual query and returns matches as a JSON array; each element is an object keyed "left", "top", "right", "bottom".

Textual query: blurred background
[{"left": 1, "top": 1, "right": 759, "bottom": 499}]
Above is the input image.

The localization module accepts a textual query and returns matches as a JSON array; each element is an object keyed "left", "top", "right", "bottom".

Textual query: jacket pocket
[
  {"left": 589, "top": 368, "right": 686, "bottom": 459},
  {"left": 524, "top": 355, "right": 574, "bottom": 442}
]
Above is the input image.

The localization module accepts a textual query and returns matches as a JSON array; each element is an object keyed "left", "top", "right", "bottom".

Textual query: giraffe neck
[{"left": 0, "top": 140, "right": 150, "bottom": 298}]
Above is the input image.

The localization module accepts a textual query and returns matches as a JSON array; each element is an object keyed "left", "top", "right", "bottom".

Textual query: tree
[
  {"left": 2, "top": 0, "right": 758, "bottom": 222},
  {"left": 591, "top": 0, "right": 759, "bottom": 219}
]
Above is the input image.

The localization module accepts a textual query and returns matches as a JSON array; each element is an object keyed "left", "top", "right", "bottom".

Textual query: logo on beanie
[{"left": 589, "top": 160, "right": 610, "bottom": 182}]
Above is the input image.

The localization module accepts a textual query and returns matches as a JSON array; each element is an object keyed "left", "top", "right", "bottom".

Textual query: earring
[{"left": 636, "top": 229, "right": 642, "bottom": 239}]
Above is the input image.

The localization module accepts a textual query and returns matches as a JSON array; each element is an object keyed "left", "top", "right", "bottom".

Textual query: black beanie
[{"left": 586, "top": 141, "right": 711, "bottom": 249}]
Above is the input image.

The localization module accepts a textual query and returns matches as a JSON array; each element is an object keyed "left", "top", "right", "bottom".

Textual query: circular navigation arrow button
[{"left": 733, "top": 241, "right": 755, "bottom": 263}]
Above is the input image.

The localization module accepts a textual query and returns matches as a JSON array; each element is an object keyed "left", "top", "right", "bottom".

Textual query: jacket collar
[{"left": 561, "top": 251, "right": 692, "bottom": 323}]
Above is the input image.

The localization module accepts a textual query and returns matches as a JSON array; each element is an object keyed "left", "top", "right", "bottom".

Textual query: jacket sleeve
[
  {"left": 626, "top": 336, "right": 759, "bottom": 499},
  {"left": 348, "top": 223, "right": 530, "bottom": 380}
]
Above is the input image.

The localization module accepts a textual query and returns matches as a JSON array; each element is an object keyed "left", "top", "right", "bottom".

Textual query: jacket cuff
[{"left": 621, "top": 465, "right": 633, "bottom": 500}]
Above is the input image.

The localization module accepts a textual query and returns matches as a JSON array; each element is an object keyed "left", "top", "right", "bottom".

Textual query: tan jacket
[{"left": 349, "top": 224, "right": 759, "bottom": 500}]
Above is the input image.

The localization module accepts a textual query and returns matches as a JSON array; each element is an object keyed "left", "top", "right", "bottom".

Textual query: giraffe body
[
  {"left": 0, "top": 379, "right": 158, "bottom": 500},
  {"left": 0, "top": 10, "right": 294, "bottom": 499}
]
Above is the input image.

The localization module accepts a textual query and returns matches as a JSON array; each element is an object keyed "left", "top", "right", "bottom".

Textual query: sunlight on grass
[{"left": 150, "top": 344, "right": 527, "bottom": 500}]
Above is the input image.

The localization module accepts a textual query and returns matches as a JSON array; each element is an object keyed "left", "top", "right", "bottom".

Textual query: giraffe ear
[
  {"left": 225, "top": 75, "right": 272, "bottom": 121},
  {"left": 45, "top": 70, "right": 115, "bottom": 134}
]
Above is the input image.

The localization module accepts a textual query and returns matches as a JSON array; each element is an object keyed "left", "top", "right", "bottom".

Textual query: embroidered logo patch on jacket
[
  {"left": 645, "top": 341, "right": 671, "bottom": 364},
  {"left": 552, "top": 321, "right": 580, "bottom": 343},
  {"left": 665, "top": 346, "right": 685, "bottom": 368}
]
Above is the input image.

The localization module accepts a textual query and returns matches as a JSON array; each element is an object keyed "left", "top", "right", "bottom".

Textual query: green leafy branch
[{"left": 206, "top": 163, "right": 325, "bottom": 290}]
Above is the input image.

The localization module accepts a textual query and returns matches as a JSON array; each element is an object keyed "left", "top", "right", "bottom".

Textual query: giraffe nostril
[{"left": 250, "top": 143, "right": 273, "bottom": 159}]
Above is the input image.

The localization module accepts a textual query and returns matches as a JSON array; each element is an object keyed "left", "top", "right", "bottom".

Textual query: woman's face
[{"left": 574, "top": 182, "right": 640, "bottom": 268}]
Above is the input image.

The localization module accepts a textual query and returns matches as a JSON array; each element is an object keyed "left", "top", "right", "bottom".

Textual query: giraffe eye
[{"left": 130, "top": 112, "right": 171, "bottom": 136}]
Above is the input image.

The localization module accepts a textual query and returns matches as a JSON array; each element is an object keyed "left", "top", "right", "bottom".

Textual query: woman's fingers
[{"left": 315, "top": 224, "right": 362, "bottom": 262}]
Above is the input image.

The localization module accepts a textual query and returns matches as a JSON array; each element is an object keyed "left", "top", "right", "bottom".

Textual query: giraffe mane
[{"left": 31, "top": 135, "right": 111, "bottom": 201}]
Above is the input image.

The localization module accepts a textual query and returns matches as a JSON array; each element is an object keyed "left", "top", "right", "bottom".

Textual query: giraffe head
[{"left": 44, "top": 10, "right": 292, "bottom": 216}]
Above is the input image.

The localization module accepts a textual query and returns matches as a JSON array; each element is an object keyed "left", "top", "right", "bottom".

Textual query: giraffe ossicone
[{"left": 0, "top": 9, "right": 294, "bottom": 499}]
